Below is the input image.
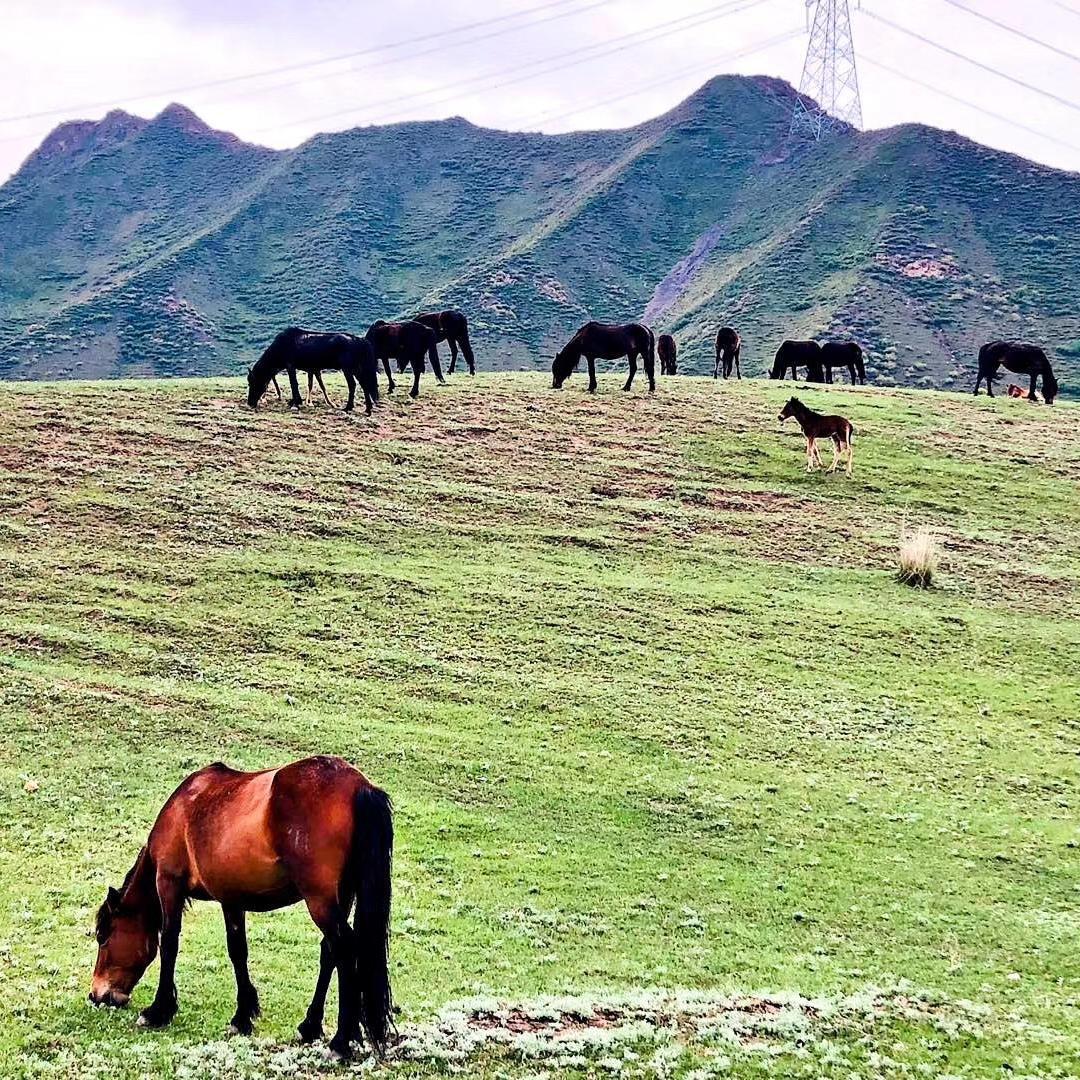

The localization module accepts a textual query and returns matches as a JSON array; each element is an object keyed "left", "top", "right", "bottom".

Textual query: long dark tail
[
  {"left": 351, "top": 786, "right": 394, "bottom": 1053},
  {"left": 645, "top": 326, "right": 656, "bottom": 367}
]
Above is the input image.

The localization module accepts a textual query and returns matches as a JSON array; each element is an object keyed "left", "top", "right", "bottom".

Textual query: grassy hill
[
  {"left": 0, "top": 373, "right": 1077, "bottom": 1078},
  {"left": 2, "top": 78, "right": 1079, "bottom": 392}
]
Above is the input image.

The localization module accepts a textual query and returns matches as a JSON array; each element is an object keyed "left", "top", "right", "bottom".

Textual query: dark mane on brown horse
[
  {"left": 552, "top": 321, "right": 656, "bottom": 392},
  {"left": 366, "top": 320, "right": 443, "bottom": 398},
  {"left": 974, "top": 341, "right": 1058, "bottom": 403},
  {"left": 90, "top": 757, "right": 393, "bottom": 1062},
  {"left": 415, "top": 310, "right": 475, "bottom": 375},
  {"left": 658, "top": 334, "right": 677, "bottom": 375},
  {"left": 714, "top": 327, "right": 741, "bottom": 379}
]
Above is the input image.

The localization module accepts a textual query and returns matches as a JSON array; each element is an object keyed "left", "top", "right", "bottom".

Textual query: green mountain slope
[{"left": 1, "top": 77, "right": 1078, "bottom": 391}]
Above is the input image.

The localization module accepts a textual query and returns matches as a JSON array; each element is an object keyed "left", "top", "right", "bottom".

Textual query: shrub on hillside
[{"left": 898, "top": 526, "right": 941, "bottom": 588}]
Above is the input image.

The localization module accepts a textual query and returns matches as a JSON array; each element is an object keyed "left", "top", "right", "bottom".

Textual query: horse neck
[
  {"left": 123, "top": 847, "right": 161, "bottom": 931},
  {"left": 790, "top": 401, "right": 815, "bottom": 431}
]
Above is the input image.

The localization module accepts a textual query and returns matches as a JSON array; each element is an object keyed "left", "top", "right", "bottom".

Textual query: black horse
[
  {"left": 366, "top": 321, "right": 443, "bottom": 398},
  {"left": 415, "top": 310, "right": 475, "bottom": 376},
  {"left": 658, "top": 334, "right": 677, "bottom": 375},
  {"left": 247, "top": 328, "right": 379, "bottom": 415},
  {"left": 714, "top": 327, "right": 741, "bottom": 379},
  {"left": 974, "top": 341, "right": 1058, "bottom": 403},
  {"left": 770, "top": 340, "right": 825, "bottom": 382},
  {"left": 821, "top": 341, "right": 866, "bottom": 385},
  {"left": 552, "top": 321, "right": 656, "bottom": 392}
]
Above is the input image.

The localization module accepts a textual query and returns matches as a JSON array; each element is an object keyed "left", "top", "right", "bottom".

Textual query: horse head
[
  {"left": 551, "top": 347, "right": 579, "bottom": 389},
  {"left": 89, "top": 858, "right": 160, "bottom": 1008},
  {"left": 246, "top": 364, "right": 268, "bottom": 409},
  {"left": 1043, "top": 371, "right": 1059, "bottom": 404},
  {"left": 778, "top": 397, "right": 800, "bottom": 422}
]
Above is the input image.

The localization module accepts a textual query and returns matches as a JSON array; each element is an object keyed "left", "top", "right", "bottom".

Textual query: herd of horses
[
  {"left": 91, "top": 318, "right": 1065, "bottom": 1063},
  {"left": 247, "top": 312, "right": 1060, "bottom": 414}
]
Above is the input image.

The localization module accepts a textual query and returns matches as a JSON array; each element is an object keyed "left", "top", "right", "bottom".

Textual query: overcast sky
[{"left": 2, "top": 0, "right": 1079, "bottom": 181}]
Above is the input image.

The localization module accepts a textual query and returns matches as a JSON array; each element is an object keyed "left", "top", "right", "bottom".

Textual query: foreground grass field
[{"left": 0, "top": 372, "right": 1077, "bottom": 1079}]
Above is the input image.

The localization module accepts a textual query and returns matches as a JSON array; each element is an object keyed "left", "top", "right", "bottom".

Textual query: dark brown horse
[
  {"left": 714, "top": 327, "right": 741, "bottom": 379},
  {"left": 658, "top": 334, "right": 677, "bottom": 375},
  {"left": 770, "top": 341, "right": 825, "bottom": 382},
  {"left": 415, "top": 310, "right": 475, "bottom": 375},
  {"left": 974, "top": 341, "right": 1058, "bottom": 403},
  {"left": 552, "top": 321, "right": 656, "bottom": 392},
  {"left": 366, "top": 320, "right": 443, "bottom": 398},
  {"left": 247, "top": 328, "right": 379, "bottom": 415},
  {"left": 821, "top": 341, "right": 866, "bottom": 384},
  {"left": 778, "top": 396, "right": 854, "bottom": 476},
  {"left": 90, "top": 756, "right": 393, "bottom": 1062}
]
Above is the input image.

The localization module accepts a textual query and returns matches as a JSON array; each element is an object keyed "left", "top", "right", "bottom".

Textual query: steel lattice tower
[{"left": 791, "top": 0, "right": 863, "bottom": 140}]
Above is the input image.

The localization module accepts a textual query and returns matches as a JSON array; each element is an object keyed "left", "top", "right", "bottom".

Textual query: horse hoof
[
  {"left": 410, "top": 391, "right": 419, "bottom": 399},
  {"left": 137, "top": 1007, "right": 173, "bottom": 1029},
  {"left": 327, "top": 1041, "right": 352, "bottom": 1063},
  {"left": 298, "top": 1020, "right": 323, "bottom": 1044},
  {"left": 228, "top": 1019, "right": 254, "bottom": 1037}
]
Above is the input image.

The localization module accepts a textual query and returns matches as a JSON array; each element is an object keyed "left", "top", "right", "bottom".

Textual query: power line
[
  {"left": 0, "top": 0, "right": 598, "bottom": 127},
  {"left": 863, "top": 8, "right": 1080, "bottom": 116},
  {"left": 861, "top": 53, "right": 1080, "bottom": 157},
  {"left": 518, "top": 28, "right": 803, "bottom": 129},
  {"left": 265, "top": 0, "right": 778, "bottom": 134},
  {"left": 940, "top": 0, "right": 1080, "bottom": 66},
  {"left": 1044, "top": 0, "right": 1080, "bottom": 17},
  {"left": 202, "top": 0, "right": 617, "bottom": 111}
]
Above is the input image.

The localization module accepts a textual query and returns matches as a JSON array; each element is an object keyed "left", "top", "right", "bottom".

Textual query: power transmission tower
[{"left": 791, "top": 0, "right": 863, "bottom": 139}]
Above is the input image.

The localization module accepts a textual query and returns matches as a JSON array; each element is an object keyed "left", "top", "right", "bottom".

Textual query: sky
[{"left": 1, "top": 0, "right": 1079, "bottom": 181}]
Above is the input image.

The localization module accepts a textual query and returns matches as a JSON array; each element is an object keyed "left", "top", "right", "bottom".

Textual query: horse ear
[{"left": 107, "top": 887, "right": 121, "bottom": 909}]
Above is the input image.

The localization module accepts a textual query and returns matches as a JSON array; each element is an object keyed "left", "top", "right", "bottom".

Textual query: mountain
[{"left": 2, "top": 77, "right": 1079, "bottom": 391}]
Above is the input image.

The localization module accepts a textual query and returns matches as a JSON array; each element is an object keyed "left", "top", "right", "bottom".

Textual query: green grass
[{"left": 1, "top": 373, "right": 1078, "bottom": 1078}]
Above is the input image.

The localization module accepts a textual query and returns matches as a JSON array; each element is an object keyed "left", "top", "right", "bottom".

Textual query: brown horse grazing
[
  {"left": 770, "top": 341, "right": 825, "bottom": 382},
  {"left": 1006, "top": 382, "right": 1032, "bottom": 399},
  {"left": 658, "top": 334, "right": 677, "bottom": 375},
  {"left": 778, "top": 396, "right": 854, "bottom": 476},
  {"left": 415, "top": 310, "right": 475, "bottom": 375},
  {"left": 90, "top": 756, "right": 393, "bottom": 1062},
  {"left": 552, "top": 321, "right": 656, "bottom": 392},
  {"left": 366, "top": 320, "right": 443, "bottom": 398},
  {"left": 974, "top": 341, "right": 1058, "bottom": 403},
  {"left": 821, "top": 340, "right": 866, "bottom": 384},
  {"left": 714, "top": 327, "right": 741, "bottom": 379}
]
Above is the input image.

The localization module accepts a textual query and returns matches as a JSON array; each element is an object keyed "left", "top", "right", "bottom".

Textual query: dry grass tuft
[{"left": 898, "top": 526, "right": 941, "bottom": 588}]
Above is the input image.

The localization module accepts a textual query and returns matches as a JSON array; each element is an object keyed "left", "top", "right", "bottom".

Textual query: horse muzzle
[{"left": 89, "top": 983, "right": 130, "bottom": 1008}]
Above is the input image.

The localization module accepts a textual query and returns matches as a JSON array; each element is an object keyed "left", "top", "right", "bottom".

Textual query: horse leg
[
  {"left": 285, "top": 366, "right": 303, "bottom": 409},
  {"left": 735, "top": 347, "right": 741, "bottom": 379},
  {"left": 138, "top": 877, "right": 184, "bottom": 1028},
  {"left": 587, "top": 356, "right": 597, "bottom": 393},
  {"left": 272, "top": 375, "right": 282, "bottom": 400},
  {"left": 714, "top": 352, "right": 721, "bottom": 379},
  {"left": 343, "top": 371, "right": 356, "bottom": 413},
  {"left": 381, "top": 358, "right": 396, "bottom": 393},
  {"left": 306, "top": 900, "right": 358, "bottom": 1061},
  {"left": 315, "top": 371, "right": 333, "bottom": 407},
  {"left": 223, "top": 906, "right": 260, "bottom": 1035},
  {"left": 1028, "top": 372, "right": 1038, "bottom": 401},
  {"left": 644, "top": 349, "right": 656, "bottom": 392},
  {"left": 845, "top": 438, "right": 854, "bottom": 477},
  {"left": 410, "top": 359, "right": 422, "bottom": 399},
  {"left": 828, "top": 436, "right": 841, "bottom": 474},
  {"left": 447, "top": 337, "right": 458, "bottom": 375},
  {"left": 307, "top": 371, "right": 315, "bottom": 403},
  {"left": 623, "top": 353, "right": 637, "bottom": 391},
  {"left": 298, "top": 937, "right": 335, "bottom": 1044}
]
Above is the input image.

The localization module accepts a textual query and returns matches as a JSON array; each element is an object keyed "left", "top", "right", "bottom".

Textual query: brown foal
[{"left": 778, "top": 396, "right": 854, "bottom": 476}]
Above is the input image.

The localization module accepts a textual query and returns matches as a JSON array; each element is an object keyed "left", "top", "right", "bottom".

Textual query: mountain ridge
[{"left": 2, "top": 75, "right": 1078, "bottom": 391}]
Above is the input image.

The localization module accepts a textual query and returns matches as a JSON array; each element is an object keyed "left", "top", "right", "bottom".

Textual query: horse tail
[
  {"left": 645, "top": 325, "right": 656, "bottom": 366},
  {"left": 351, "top": 785, "right": 394, "bottom": 1054}
]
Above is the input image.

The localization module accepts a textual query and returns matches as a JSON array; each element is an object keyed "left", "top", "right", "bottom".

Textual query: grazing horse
[
  {"left": 415, "top": 310, "right": 475, "bottom": 375},
  {"left": 658, "top": 334, "right": 678, "bottom": 375},
  {"left": 89, "top": 756, "right": 393, "bottom": 1062},
  {"left": 366, "top": 320, "right": 443, "bottom": 398},
  {"left": 552, "top": 321, "right": 656, "bottom": 392},
  {"left": 974, "top": 341, "right": 1058, "bottom": 403},
  {"left": 714, "top": 327, "right": 742, "bottom": 379},
  {"left": 821, "top": 341, "right": 866, "bottom": 384},
  {"left": 247, "top": 328, "right": 379, "bottom": 415},
  {"left": 778, "top": 396, "right": 854, "bottom": 476},
  {"left": 770, "top": 340, "right": 825, "bottom": 382}
]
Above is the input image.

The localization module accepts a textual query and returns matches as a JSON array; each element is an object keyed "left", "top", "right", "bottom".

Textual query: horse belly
[{"left": 188, "top": 772, "right": 289, "bottom": 902}]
